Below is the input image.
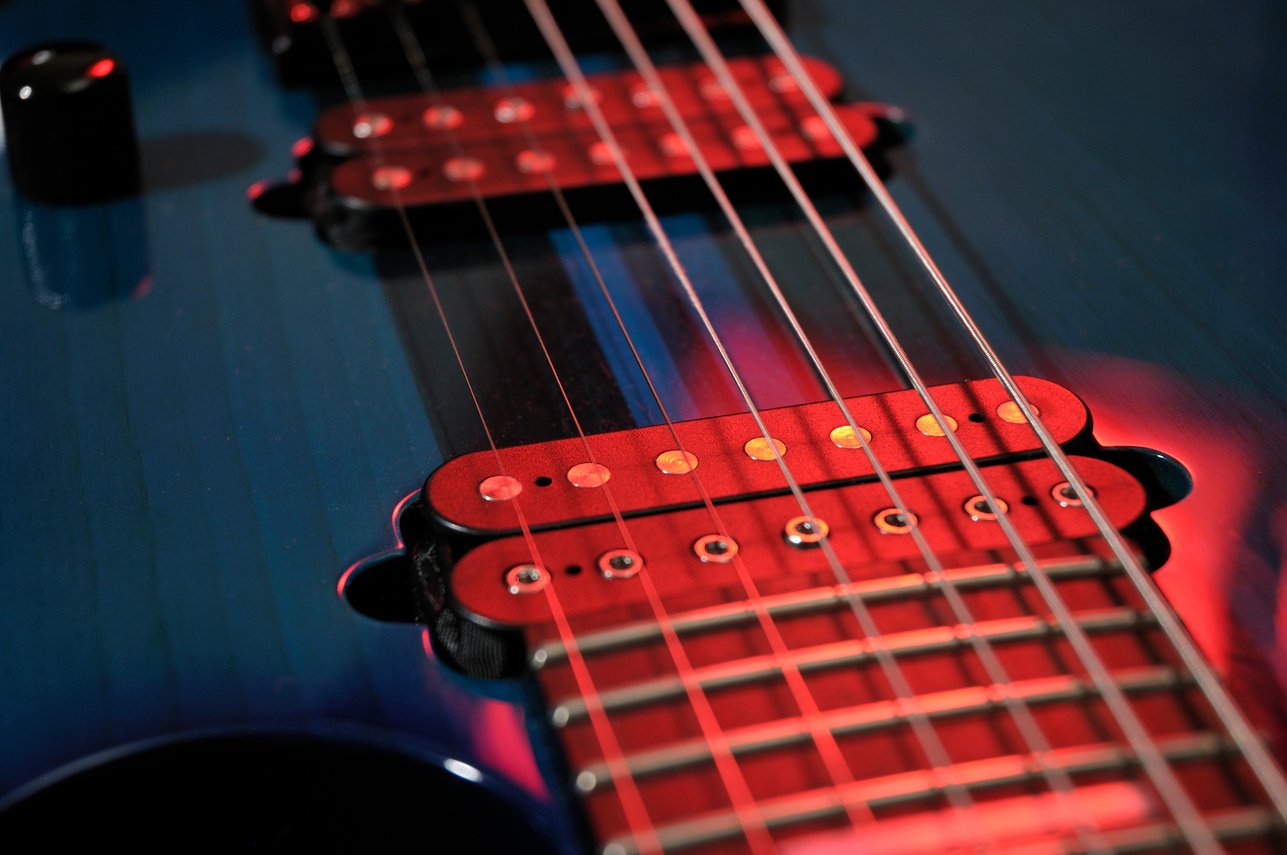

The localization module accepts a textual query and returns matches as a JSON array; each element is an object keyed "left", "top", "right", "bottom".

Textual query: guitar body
[{"left": 1, "top": 0, "right": 1283, "bottom": 849}]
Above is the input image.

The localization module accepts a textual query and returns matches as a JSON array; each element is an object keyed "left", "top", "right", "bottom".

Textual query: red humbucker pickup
[
  {"left": 451, "top": 455, "right": 1145, "bottom": 627},
  {"left": 310, "top": 56, "right": 891, "bottom": 215},
  {"left": 427, "top": 377, "right": 1088, "bottom": 534}
]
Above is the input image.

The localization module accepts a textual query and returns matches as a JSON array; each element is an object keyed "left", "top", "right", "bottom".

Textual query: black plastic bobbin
[{"left": 1, "top": 42, "right": 141, "bottom": 204}]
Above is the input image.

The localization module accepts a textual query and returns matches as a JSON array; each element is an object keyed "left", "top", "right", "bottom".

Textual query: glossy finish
[
  {"left": 0, "top": 41, "right": 140, "bottom": 203},
  {"left": 1, "top": 1, "right": 1284, "bottom": 850},
  {"left": 426, "top": 377, "right": 1087, "bottom": 534}
]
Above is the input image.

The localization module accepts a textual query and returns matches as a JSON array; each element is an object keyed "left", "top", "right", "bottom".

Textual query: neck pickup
[{"left": 261, "top": 56, "right": 905, "bottom": 248}]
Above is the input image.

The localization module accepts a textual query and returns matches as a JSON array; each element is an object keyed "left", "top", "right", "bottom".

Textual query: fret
[
  {"left": 532, "top": 554, "right": 1118, "bottom": 667},
  {"left": 600, "top": 733, "right": 1230, "bottom": 854},
  {"left": 1102, "top": 806, "right": 1282, "bottom": 852},
  {"left": 574, "top": 665, "right": 1182, "bottom": 793},
  {"left": 549, "top": 606, "right": 1153, "bottom": 726}
]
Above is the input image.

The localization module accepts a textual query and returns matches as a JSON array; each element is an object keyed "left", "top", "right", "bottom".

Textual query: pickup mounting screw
[
  {"left": 1051, "top": 481, "right": 1093, "bottom": 508},
  {"left": 964, "top": 495, "right": 1008, "bottom": 522},
  {"left": 506, "top": 564, "right": 548, "bottom": 595},
  {"left": 784, "top": 516, "right": 829, "bottom": 547},
  {"left": 694, "top": 534, "right": 738, "bottom": 564},
  {"left": 598, "top": 549, "right": 643, "bottom": 580},
  {"left": 874, "top": 508, "right": 918, "bottom": 535}
]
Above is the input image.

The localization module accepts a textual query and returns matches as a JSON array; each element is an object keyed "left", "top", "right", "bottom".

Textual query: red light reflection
[
  {"left": 783, "top": 782, "right": 1151, "bottom": 854},
  {"left": 1063, "top": 354, "right": 1287, "bottom": 752},
  {"left": 245, "top": 179, "right": 269, "bottom": 201},
  {"left": 85, "top": 58, "right": 115, "bottom": 79},
  {"left": 288, "top": 2, "right": 318, "bottom": 24}
]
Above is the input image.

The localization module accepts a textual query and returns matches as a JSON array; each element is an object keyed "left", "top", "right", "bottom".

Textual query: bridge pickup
[
  {"left": 277, "top": 56, "right": 903, "bottom": 248},
  {"left": 426, "top": 376, "right": 1089, "bottom": 535},
  {"left": 450, "top": 454, "right": 1147, "bottom": 627}
]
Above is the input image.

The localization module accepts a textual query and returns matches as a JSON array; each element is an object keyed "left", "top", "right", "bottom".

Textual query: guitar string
[
  {"left": 381, "top": 3, "right": 777, "bottom": 850},
  {"left": 451, "top": 0, "right": 879, "bottom": 836},
  {"left": 314, "top": 12, "right": 665, "bottom": 854},
  {"left": 334, "top": 3, "right": 855, "bottom": 849},
  {"left": 665, "top": 0, "right": 1217, "bottom": 845},
  {"left": 535, "top": 0, "right": 1225, "bottom": 844},
  {"left": 583, "top": 1, "right": 1122, "bottom": 849},
  {"left": 324, "top": 3, "right": 1256, "bottom": 849},
  {"left": 521, "top": 0, "right": 1002, "bottom": 844},
  {"left": 453, "top": 2, "right": 1056, "bottom": 847},
  {"left": 671, "top": 0, "right": 1226, "bottom": 848},
  {"left": 734, "top": 0, "right": 1287, "bottom": 827},
  {"left": 583, "top": 0, "right": 1112, "bottom": 849},
  {"left": 334, "top": 1, "right": 1204, "bottom": 849}
]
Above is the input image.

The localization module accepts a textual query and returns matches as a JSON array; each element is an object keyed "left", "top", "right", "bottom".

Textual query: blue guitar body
[{"left": 1, "top": 1, "right": 1283, "bottom": 849}]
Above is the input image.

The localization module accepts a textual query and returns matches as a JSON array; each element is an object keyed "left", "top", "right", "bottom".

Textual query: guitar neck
[
  {"left": 3, "top": 1, "right": 1286, "bottom": 853},
  {"left": 525, "top": 538, "right": 1271, "bottom": 852}
]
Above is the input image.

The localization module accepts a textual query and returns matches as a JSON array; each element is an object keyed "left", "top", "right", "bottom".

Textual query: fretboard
[{"left": 530, "top": 544, "right": 1281, "bottom": 853}]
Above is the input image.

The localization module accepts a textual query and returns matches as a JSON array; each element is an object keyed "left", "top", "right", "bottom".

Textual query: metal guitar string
[
  {"left": 382, "top": 3, "right": 778, "bottom": 850},
  {"left": 451, "top": 0, "right": 878, "bottom": 837},
  {"left": 521, "top": 0, "right": 999, "bottom": 844},
  {"left": 315, "top": 12, "right": 665, "bottom": 854},
  {"left": 528, "top": 2, "right": 1195, "bottom": 848},
  {"left": 453, "top": 2, "right": 1054, "bottom": 847},
  {"left": 326, "top": 0, "right": 1271, "bottom": 849},
  {"left": 333, "top": 2, "right": 872, "bottom": 849},
  {"left": 585, "top": 0, "right": 1110, "bottom": 849},
  {"left": 733, "top": 3, "right": 1287, "bottom": 828},
  {"left": 662, "top": 1, "right": 1222, "bottom": 849}
]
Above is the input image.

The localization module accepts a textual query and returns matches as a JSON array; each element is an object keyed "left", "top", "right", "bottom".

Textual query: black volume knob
[{"left": 1, "top": 42, "right": 141, "bottom": 204}]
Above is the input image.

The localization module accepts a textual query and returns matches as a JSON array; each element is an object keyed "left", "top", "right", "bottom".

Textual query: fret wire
[
  {"left": 299, "top": 6, "right": 1276, "bottom": 854},
  {"left": 314, "top": 3, "right": 1287, "bottom": 849},
  {"left": 550, "top": 607, "right": 1156, "bottom": 724},
  {"left": 660, "top": 0, "right": 1226, "bottom": 848},
  {"left": 324, "top": 1, "right": 1276, "bottom": 849},
  {"left": 737, "top": 0, "right": 1287, "bottom": 829},
  {"left": 520, "top": 0, "right": 992, "bottom": 842},
  {"left": 1105, "top": 808, "right": 1282, "bottom": 853},
  {"left": 449, "top": 0, "right": 877, "bottom": 835},
  {"left": 314, "top": 11, "right": 667, "bottom": 854},
  {"left": 604, "top": 733, "right": 1235, "bottom": 855},
  {"left": 384, "top": 3, "right": 779, "bottom": 850},
  {"left": 535, "top": 553, "right": 1119, "bottom": 664},
  {"left": 585, "top": 0, "right": 1110, "bottom": 848},
  {"left": 576, "top": 666, "right": 1185, "bottom": 788}
]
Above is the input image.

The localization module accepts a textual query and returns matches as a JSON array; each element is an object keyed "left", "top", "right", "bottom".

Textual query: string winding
[
  {"left": 736, "top": 0, "right": 1287, "bottom": 833},
  {"left": 317, "top": 10, "right": 666, "bottom": 852},
  {"left": 322, "top": 1, "right": 1287, "bottom": 851}
]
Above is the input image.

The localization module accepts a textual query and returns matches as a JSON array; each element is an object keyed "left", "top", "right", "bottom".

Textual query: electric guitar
[{"left": 1, "top": 1, "right": 1285, "bottom": 852}]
